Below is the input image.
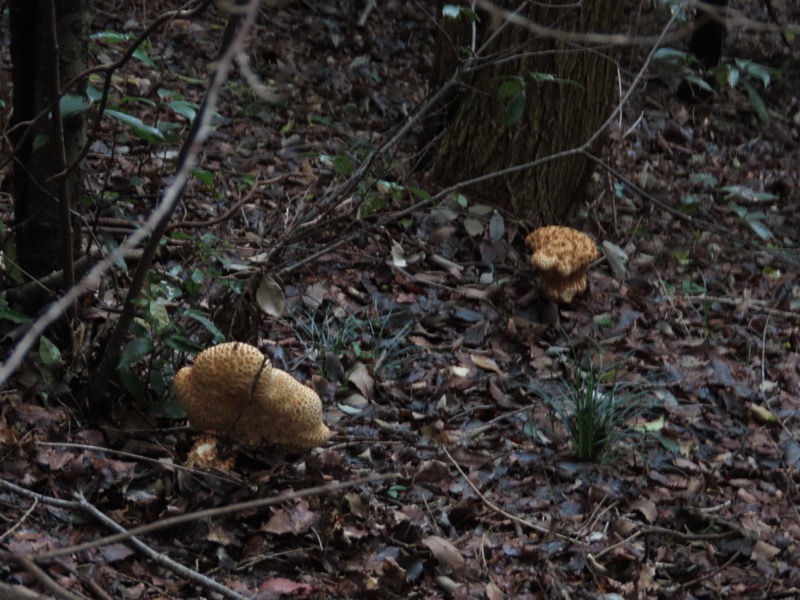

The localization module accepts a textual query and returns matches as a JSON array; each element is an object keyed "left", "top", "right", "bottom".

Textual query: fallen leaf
[
  {"left": 421, "top": 535, "right": 465, "bottom": 576},
  {"left": 348, "top": 362, "right": 375, "bottom": 399},
  {"left": 628, "top": 498, "right": 657, "bottom": 523},
  {"left": 751, "top": 539, "right": 780, "bottom": 561},
  {"left": 255, "top": 273, "right": 285, "bottom": 318},
  {"left": 470, "top": 354, "right": 505, "bottom": 377}
]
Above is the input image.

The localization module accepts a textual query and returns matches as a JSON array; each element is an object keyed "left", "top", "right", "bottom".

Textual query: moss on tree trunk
[{"left": 431, "top": 0, "right": 624, "bottom": 226}]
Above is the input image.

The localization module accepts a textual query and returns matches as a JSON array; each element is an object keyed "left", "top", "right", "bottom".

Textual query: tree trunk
[
  {"left": 688, "top": 0, "right": 728, "bottom": 69},
  {"left": 9, "top": 0, "right": 86, "bottom": 282},
  {"left": 429, "top": 0, "right": 624, "bottom": 227}
]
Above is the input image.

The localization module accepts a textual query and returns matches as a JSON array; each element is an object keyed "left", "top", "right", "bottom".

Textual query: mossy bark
[{"left": 430, "top": 0, "right": 624, "bottom": 227}]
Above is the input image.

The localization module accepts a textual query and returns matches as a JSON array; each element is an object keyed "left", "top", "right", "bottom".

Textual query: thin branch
[
  {"left": 35, "top": 441, "right": 241, "bottom": 484},
  {"left": 0, "top": 472, "right": 399, "bottom": 562},
  {"left": 0, "top": 550, "right": 83, "bottom": 600},
  {"left": 441, "top": 446, "right": 581, "bottom": 544},
  {"left": 0, "top": 498, "right": 38, "bottom": 543},
  {"left": 72, "top": 492, "right": 248, "bottom": 600}
]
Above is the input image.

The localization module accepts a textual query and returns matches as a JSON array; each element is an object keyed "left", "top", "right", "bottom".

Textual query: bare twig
[
  {"left": 0, "top": 471, "right": 398, "bottom": 596},
  {"left": 0, "top": 472, "right": 399, "bottom": 561},
  {"left": 0, "top": 550, "right": 83, "bottom": 600},
  {"left": 35, "top": 441, "right": 241, "bottom": 484},
  {"left": 0, "top": 498, "right": 38, "bottom": 543},
  {"left": 72, "top": 492, "right": 248, "bottom": 600},
  {"left": 441, "top": 446, "right": 581, "bottom": 544}
]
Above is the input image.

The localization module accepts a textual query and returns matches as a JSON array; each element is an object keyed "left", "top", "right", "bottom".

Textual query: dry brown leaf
[
  {"left": 628, "top": 498, "right": 657, "bottom": 524},
  {"left": 348, "top": 362, "right": 374, "bottom": 399},
  {"left": 255, "top": 273, "right": 285, "bottom": 318},
  {"left": 470, "top": 354, "right": 505, "bottom": 377},
  {"left": 421, "top": 535, "right": 465, "bottom": 576},
  {"left": 751, "top": 539, "right": 780, "bottom": 561}
]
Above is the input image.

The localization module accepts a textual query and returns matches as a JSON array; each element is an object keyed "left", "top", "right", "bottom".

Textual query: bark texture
[
  {"left": 10, "top": 0, "right": 87, "bottom": 281},
  {"left": 430, "top": 0, "right": 624, "bottom": 226}
]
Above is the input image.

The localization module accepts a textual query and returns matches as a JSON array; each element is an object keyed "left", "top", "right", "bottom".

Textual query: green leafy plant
[
  {"left": 654, "top": 47, "right": 780, "bottom": 122},
  {"left": 534, "top": 356, "right": 658, "bottom": 462},
  {"left": 114, "top": 232, "right": 240, "bottom": 403},
  {"left": 289, "top": 302, "right": 410, "bottom": 383},
  {"left": 495, "top": 72, "right": 583, "bottom": 126},
  {"left": 711, "top": 59, "right": 780, "bottom": 124}
]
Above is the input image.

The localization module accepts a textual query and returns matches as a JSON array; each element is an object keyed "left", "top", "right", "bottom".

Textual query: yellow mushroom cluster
[
  {"left": 525, "top": 226, "right": 600, "bottom": 304},
  {"left": 174, "top": 342, "right": 331, "bottom": 451}
]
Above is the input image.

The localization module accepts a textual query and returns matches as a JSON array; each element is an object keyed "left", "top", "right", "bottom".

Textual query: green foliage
[
  {"left": 442, "top": 4, "right": 479, "bottom": 22},
  {"left": 0, "top": 296, "right": 32, "bottom": 324},
  {"left": 711, "top": 59, "right": 779, "bottom": 124},
  {"left": 114, "top": 234, "right": 238, "bottom": 402},
  {"left": 289, "top": 302, "right": 411, "bottom": 383},
  {"left": 534, "top": 356, "right": 659, "bottom": 463},
  {"left": 494, "top": 72, "right": 583, "bottom": 126},
  {"left": 654, "top": 47, "right": 779, "bottom": 123},
  {"left": 83, "top": 27, "right": 202, "bottom": 145}
]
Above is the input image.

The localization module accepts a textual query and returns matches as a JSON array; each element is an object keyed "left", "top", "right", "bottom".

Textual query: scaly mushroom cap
[
  {"left": 174, "top": 342, "right": 331, "bottom": 451},
  {"left": 524, "top": 226, "right": 600, "bottom": 304}
]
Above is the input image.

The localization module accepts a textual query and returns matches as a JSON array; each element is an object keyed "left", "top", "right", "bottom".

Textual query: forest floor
[{"left": 2, "top": 1, "right": 800, "bottom": 598}]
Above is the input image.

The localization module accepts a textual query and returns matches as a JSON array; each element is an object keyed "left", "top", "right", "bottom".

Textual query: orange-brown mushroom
[
  {"left": 524, "top": 226, "right": 600, "bottom": 304},
  {"left": 174, "top": 342, "right": 331, "bottom": 451}
]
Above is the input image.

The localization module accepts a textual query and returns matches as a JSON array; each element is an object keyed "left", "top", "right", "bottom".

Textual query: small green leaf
[
  {"left": 132, "top": 47, "right": 155, "bottom": 68},
  {"left": 163, "top": 334, "right": 204, "bottom": 353},
  {"left": 744, "top": 216, "right": 774, "bottom": 241},
  {"left": 736, "top": 58, "right": 773, "bottom": 88},
  {"left": 0, "top": 298, "right": 31, "bottom": 324},
  {"left": 463, "top": 216, "right": 484, "bottom": 237},
  {"left": 118, "top": 337, "right": 154, "bottom": 369},
  {"left": 105, "top": 109, "right": 165, "bottom": 143},
  {"left": 442, "top": 5, "right": 478, "bottom": 21},
  {"left": 60, "top": 94, "right": 90, "bottom": 118},
  {"left": 167, "top": 100, "right": 197, "bottom": 121},
  {"left": 39, "top": 336, "right": 62, "bottom": 366},
  {"left": 727, "top": 202, "right": 747, "bottom": 218},
  {"left": 91, "top": 31, "right": 131, "bottom": 44},
  {"left": 685, "top": 72, "right": 714, "bottom": 93},
  {"left": 497, "top": 77, "right": 524, "bottom": 99},
  {"left": 689, "top": 173, "right": 718, "bottom": 189},
  {"left": 332, "top": 154, "right": 354, "bottom": 175},
  {"left": 149, "top": 299, "right": 170, "bottom": 329},
  {"left": 743, "top": 81, "right": 770, "bottom": 124},
  {"left": 33, "top": 133, "right": 49, "bottom": 152},
  {"left": 193, "top": 169, "right": 215, "bottom": 188},
  {"left": 357, "top": 195, "right": 385, "bottom": 218},
  {"left": 720, "top": 185, "right": 777, "bottom": 202},
  {"left": 633, "top": 414, "right": 665, "bottom": 433},
  {"left": 386, "top": 484, "right": 407, "bottom": 499},
  {"left": 117, "top": 368, "right": 145, "bottom": 401},
  {"left": 407, "top": 186, "right": 432, "bottom": 201},
  {"left": 652, "top": 47, "right": 691, "bottom": 64},
  {"left": 184, "top": 308, "right": 225, "bottom": 343},
  {"left": 503, "top": 91, "right": 526, "bottom": 126},
  {"left": 529, "top": 72, "right": 584, "bottom": 92},
  {"left": 86, "top": 85, "right": 103, "bottom": 103}
]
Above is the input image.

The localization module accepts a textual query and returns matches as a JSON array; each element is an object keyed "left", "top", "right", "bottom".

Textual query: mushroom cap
[
  {"left": 174, "top": 342, "right": 331, "bottom": 451},
  {"left": 524, "top": 226, "right": 599, "bottom": 303}
]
